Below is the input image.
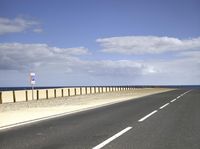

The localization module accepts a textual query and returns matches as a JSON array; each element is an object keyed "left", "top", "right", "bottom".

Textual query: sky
[{"left": 0, "top": 0, "right": 200, "bottom": 87}]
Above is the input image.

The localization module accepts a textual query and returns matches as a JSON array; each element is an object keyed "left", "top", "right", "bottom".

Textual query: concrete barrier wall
[
  {"left": 15, "top": 90, "right": 26, "bottom": 102},
  {"left": 48, "top": 89, "right": 54, "bottom": 98},
  {"left": 56, "top": 89, "right": 62, "bottom": 97},
  {"left": 0, "top": 86, "right": 132, "bottom": 104},
  {"left": 2, "top": 91, "right": 13, "bottom": 103},
  {"left": 39, "top": 89, "right": 46, "bottom": 99},
  {"left": 63, "top": 88, "right": 68, "bottom": 97}
]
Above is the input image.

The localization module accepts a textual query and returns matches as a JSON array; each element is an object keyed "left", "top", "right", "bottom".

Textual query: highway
[{"left": 0, "top": 89, "right": 199, "bottom": 149}]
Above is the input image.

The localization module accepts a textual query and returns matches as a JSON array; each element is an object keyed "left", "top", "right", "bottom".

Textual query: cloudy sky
[{"left": 0, "top": 0, "right": 200, "bottom": 87}]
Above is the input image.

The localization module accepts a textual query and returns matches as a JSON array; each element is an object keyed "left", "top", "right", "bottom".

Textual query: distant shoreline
[{"left": 0, "top": 85, "right": 200, "bottom": 91}]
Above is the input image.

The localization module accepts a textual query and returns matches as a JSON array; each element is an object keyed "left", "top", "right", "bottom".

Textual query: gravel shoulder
[{"left": 0, "top": 88, "right": 175, "bottom": 128}]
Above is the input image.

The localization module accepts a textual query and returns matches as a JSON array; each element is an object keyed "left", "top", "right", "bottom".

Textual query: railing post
[
  {"left": 61, "top": 89, "right": 64, "bottom": 97},
  {"left": 0, "top": 91, "right": 2, "bottom": 104},
  {"left": 68, "top": 89, "right": 70, "bottom": 96},
  {"left": 90, "top": 87, "right": 92, "bottom": 94},
  {"left": 74, "top": 88, "right": 77, "bottom": 95},
  {"left": 54, "top": 89, "right": 56, "bottom": 98},
  {"left": 37, "top": 90, "right": 39, "bottom": 100},
  {"left": 94, "top": 87, "right": 96, "bottom": 93},
  {"left": 46, "top": 90, "right": 48, "bottom": 99},
  {"left": 13, "top": 91, "right": 16, "bottom": 103},
  {"left": 25, "top": 90, "right": 28, "bottom": 101},
  {"left": 80, "top": 87, "right": 82, "bottom": 95},
  {"left": 85, "top": 87, "right": 87, "bottom": 94}
]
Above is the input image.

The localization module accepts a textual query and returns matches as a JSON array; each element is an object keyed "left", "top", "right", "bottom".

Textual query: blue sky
[{"left": 0, "top": 0, "right": 200, "bottom": 86}]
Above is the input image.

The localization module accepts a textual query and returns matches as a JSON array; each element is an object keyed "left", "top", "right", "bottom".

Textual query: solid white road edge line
[
  {"left": 92, "top": 127, "right": 132, "bottom": 149},
  {"left": 138, "top": 110, "right": 158, "bottom": 122},
  {"left": 0, "top": 99, "right": 137, "bottom": 131},
  {"left": 159, "top": 103, "right": 169, "bottom": 109}
]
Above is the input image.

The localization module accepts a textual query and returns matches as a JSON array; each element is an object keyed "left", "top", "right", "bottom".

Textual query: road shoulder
[{"left": 0, "top": 88, "right": 174, "bottom": 130}]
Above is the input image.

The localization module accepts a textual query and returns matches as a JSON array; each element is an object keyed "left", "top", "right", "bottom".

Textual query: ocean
[{"left": 0, "top": 85, "right": 199, "bottom": 91}]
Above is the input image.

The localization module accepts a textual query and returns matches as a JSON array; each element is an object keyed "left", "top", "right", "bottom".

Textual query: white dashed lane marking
[
  {"left": 92, "top": 127, "right": 132, "bottom": 149},
  {"left": 138, "top": 110, "right": 158, "bottom": 122},
  {"left": 170, "top": 98, "right": 177, "bottom": 102},
  {"left": 159, "top": 103, "right": 169, "bottom": 109},
  {"left": 92, "top": 90, "right": 192, "bottom": 149}
]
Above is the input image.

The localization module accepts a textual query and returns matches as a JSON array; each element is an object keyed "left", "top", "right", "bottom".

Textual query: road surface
[{"left": 0, "top": 89, "right": 199, "bottom": 149}]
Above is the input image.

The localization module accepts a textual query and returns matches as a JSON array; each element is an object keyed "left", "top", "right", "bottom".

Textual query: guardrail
[{"left": 0, "top": 86, "right": 133, "bottom": 104}]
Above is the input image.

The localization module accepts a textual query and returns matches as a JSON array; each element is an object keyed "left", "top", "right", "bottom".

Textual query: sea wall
[{"left": 0, "top": 86, "right": 132, "bottom": 104}]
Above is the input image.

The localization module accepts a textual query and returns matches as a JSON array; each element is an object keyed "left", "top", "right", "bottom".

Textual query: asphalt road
[{"left": 0, "top": 89, "right": 199, "bottom": 149}]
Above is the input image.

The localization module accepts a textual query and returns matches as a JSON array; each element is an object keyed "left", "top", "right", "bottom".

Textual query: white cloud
[
  {"left": 0, "top": 43, "right": 89, "bottom": 70},
  {"left": 0, "top": 35, "right": 200, "bottom": 85},
  {"left": 66, "top": 57, "right": 200, "bottom": 85},
  {"left": 33, "top": 28, "right": 43, "bottom": 33},
  {"left": 147, "top": 58, "right": 200, "bottom": 85},
  {"left": 0, "top": 41, "right": 158, "bottom": 83},
  {"left": 97, "top": 36, "right": 200, "bottom": 55},
  {"left": 76, "top": 60, "right": 157, "bottom": 77},
  {"left": 0, "top": 17, "right": 41, "bottom": 35},
  {"left": 178, "top": 51, "right": 200, "bottom": 60}
]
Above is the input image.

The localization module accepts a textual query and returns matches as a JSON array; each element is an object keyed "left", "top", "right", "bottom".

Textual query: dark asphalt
[{"left": 0, "top": 89, "right": 199, "bottom": 149}]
